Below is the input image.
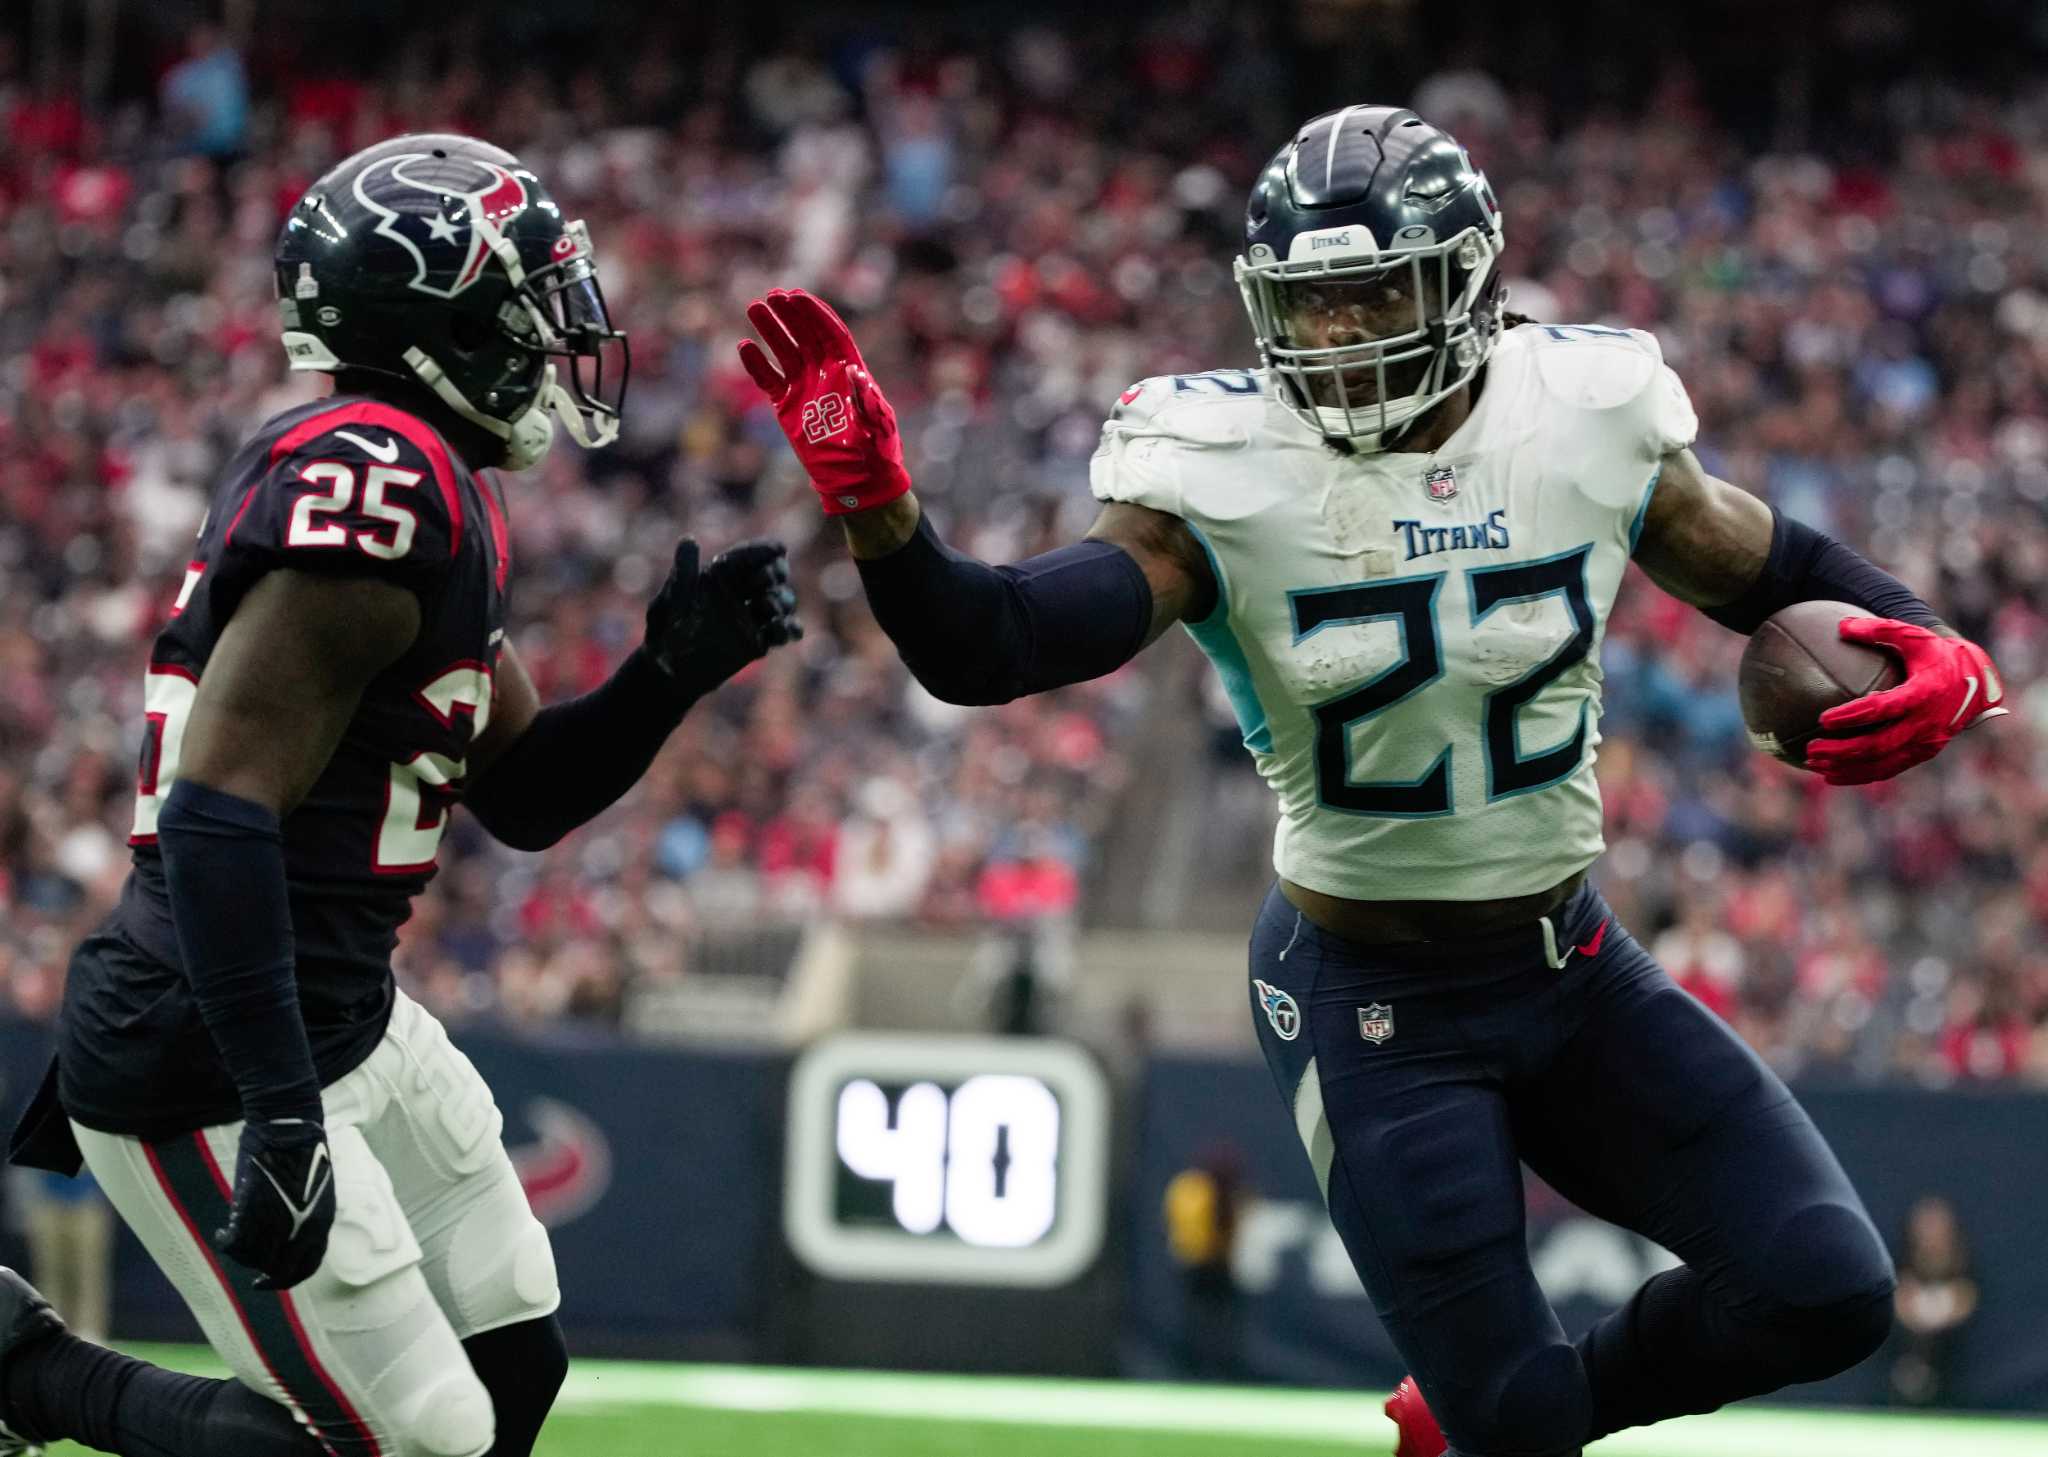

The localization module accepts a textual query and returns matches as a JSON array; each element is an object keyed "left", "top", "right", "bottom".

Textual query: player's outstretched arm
[
  {"left": 161, "top": 568, "right": 423, "bottom": 1289},
  {"left": 462, "top": 538, "right": 802, "bottom": 850},
  {"left": 738, "top": 288, "right": 1213, "bottom": 704},
  {"left": 1632, "top": 446, "right": 2004, "bottom": 782}
]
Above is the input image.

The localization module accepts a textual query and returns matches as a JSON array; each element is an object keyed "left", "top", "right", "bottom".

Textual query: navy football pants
[{"left": 1248, "top": 882, "right": 1895, "bottom": 1457}]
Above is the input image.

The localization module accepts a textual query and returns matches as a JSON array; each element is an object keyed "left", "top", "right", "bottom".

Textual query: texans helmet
[
  {"left": 1235, "top": 105, "right": 1505, "bottom": 450},
  {"left": 274, "top": 133, "right": 628, "bottom": 469}
]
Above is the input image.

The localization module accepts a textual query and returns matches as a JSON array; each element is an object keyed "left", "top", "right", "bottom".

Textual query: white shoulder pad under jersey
[
  {"left": 1518, "top": 323, "right": 1699, "bottom": 510},
  {"left": 1089, "top": 368, "right": 1322, "bottom": 520},
  {"left": 1091, "top": 331, "right": 1704, "bottom": 903}
]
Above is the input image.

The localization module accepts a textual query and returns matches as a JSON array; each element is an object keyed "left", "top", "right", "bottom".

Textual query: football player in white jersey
[{"left": 740, "top": 106, "right": 2006, "bottom": 1457}]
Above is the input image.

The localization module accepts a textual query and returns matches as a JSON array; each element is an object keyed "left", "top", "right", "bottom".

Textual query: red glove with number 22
[
  {"left": 738, "top": 289, "right": 912, "bottom": 516},
  {"left": 1804, "top": 617, "right": 2006, "bottom": 785}
]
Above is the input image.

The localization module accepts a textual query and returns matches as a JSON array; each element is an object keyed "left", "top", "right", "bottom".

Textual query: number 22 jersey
[
  {"left": 1091, "top": 325, "right": 1699, "bottom": 903},
  {"left": 59, "top": 395, "right": 511, "bottom": 1136}
]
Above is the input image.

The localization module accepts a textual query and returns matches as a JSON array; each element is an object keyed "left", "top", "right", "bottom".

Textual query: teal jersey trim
[
  {"left": 1180, "top": 521, "right": 1273, "bottom": 754},
  {"left": 1627, "top": 466, "right": 1662, "bottom": 553}
]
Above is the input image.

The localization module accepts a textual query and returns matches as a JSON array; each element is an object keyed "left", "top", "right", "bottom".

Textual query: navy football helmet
[
  {"left": 1235, "top": 105, "right": 1504, "bottom": 450},
  {"left": 274, "top": 133, "right": 628, "bottom": 469}
]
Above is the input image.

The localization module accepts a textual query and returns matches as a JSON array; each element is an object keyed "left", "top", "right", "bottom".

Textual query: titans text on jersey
[
  {"left": 1090, "top": 323, "right": 1698, "bottom": 903},
  {"left": 1392, "top": 510, "right": 1512, "bottom": 560},
  {"left": 59, "top": 395, "right": 512, "bottom": 1137}
]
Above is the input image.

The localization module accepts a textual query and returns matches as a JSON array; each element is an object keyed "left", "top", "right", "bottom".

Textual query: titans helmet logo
[{"left": 352, "top": 152, "right": 531, "bottom": 299}]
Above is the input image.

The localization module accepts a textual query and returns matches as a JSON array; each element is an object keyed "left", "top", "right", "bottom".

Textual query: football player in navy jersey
[{"left": 1, "top": 135, "right": 799, "bottom": 1457}]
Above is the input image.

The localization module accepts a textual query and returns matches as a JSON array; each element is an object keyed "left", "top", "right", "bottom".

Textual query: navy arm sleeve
[
  {"left": 155, "top": 780, "right": 323, "bottom": 1123},
  {"left": 1703, "top": 508, "right": 1939, "bottom": 635},
  {"left": 461, "top": 647, "right": 694, "bottom": 851},
  {"left": 855, "top": 514, "right": 1153, "bottom": 706}
]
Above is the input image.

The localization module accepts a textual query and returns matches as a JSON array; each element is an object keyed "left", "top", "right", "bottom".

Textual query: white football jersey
[{"left": 1090, "top": 324, "right": 1698, "bottom": 901}]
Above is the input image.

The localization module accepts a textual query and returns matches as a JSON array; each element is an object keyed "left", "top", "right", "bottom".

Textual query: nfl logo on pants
[{"left": 1358, "top": 1003, "right": 1395, "bottom": 1044}]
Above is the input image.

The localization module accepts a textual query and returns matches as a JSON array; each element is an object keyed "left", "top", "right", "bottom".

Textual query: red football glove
[
  {"left": 737, "top": 288, "right": 912, "bottom": 516},
  {"left": 1804, "top": 617, "right": 2007, "bottom": 785}
]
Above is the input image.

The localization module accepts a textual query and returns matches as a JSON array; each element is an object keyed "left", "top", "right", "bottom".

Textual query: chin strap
[
  {"left": 540, "top": 366, "right": 619, "bottom": 450},
  {"left": 402, "top": 345, "right": 557, "bottom": 470},
  {"left": 399, "top": 357, "right": 614, "bottom": 477}
]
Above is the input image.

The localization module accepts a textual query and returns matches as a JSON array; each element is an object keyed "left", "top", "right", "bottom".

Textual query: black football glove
[
  {"left": 215, "top": 1116, "right": 336, "bottom": 1291},
  {"left": 643, "top": 538, "right": 803, "bottom": 694}
]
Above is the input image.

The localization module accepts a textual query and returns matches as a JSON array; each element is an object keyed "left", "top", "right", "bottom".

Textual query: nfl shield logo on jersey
[
  {"left": 1358, "top": 1003, "right": 1395, "bottom": 1044},
  {"left": 1254, "top": 979, "right": 1301, "bottom": 1041},
  {"left": 1425, "top": 465, "right": 1458, "bottom": 502}
]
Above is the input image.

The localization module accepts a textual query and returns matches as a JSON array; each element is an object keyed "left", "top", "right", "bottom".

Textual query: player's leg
[
  {"left": 1, "top": 1162, "right": 330, "bottom": 1457},
  {"left": 4, "top": 1264, "right": 319, "bottom": 1457},
  {"left": 458, "top": 1320, "right": 567, "bottom": 1457},
  {"left": 70, "top": 1108, "right": 497, "bottom": 1457},
  {"left": 1247, "top": 887, "right": 1588, "bottom": 1457},
  {"left": 354, "top": 994, "right": 564, "bottom": 1457},
  {"left": 1509, "top": 905, "right": 1894, "bottom": 1442}
]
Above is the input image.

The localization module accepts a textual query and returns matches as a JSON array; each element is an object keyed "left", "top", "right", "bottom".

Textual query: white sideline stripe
[
  {"left": 552, "top": 1365, "right": 2048, "bottom": 1455},
  {"left": 555, "top": 1366, "right": 1391, "bottom": 1438}
]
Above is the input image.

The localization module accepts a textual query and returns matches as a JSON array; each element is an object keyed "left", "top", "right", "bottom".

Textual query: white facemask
[{"left": 403, "top": 346, "right": 559, "bottom": 471}]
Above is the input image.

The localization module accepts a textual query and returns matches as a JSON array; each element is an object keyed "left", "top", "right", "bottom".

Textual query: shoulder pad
[
  {"left": 1093, "top": 370, "right": 1272, "bottom": 516},
  {"left": 1112, "top": 369, "right": 1269, "bottom": 417},
  {"left": 1516, "top": 324, "right": 1697, "bottom": 457},
  {"left": 1107, "top": 370, "right": 1269, "bottom": 438},
  {"left": 225, "top": 401, "right": 466, "bottom": 578}
]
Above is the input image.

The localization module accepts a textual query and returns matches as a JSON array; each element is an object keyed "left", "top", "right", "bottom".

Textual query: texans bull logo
[
  {"left": 508, "top": 1096, "right": 612, "bottom": 1229},
  {"left": 352, "top": 152, "right": 531, "bottom": 299}
]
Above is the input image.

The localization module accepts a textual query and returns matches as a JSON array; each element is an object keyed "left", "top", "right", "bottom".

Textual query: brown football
[{"left": 1738, "top": 601, "right": 1903, "bottom": 769}]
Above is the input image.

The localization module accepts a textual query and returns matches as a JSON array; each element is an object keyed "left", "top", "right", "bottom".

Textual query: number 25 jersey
[
  {"left": 1091, "top": 325, "right": 1698, "bottom": 903},
  {"left": 62, "top": 395, "right": 510, "bottom": 1135}
]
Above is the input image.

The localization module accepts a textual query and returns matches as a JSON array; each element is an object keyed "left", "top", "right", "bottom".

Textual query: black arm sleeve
[
  {"left": 855, "top": 514, "right": 1154, "bottom": 706},
  {"left": 462, "top": 647, "right": 695, "bottom": 851},
  {"left": 1703, "top": 508, "right": 1940, "bottom": 635},
  {"left": 155, "top": 780, "right": 323, "bottom": 1124}
]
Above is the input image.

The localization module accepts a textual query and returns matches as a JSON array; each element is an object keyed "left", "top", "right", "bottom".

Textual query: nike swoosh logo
[
  {"left": 335, "top": 429, "right": 400, "bottom": 463},
  {"left": 1950, "top": 675, "right": 1978, "bottom": 729},
  {"left": 255, "top": 1144, "right": 333, "bottom": 1241}
]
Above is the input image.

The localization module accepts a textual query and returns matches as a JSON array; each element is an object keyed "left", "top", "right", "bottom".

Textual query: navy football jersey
[{"left": 60, "top": 395, "right": 511, "bottom": 1136}]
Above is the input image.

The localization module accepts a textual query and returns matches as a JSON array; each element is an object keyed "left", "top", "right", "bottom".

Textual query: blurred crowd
[{"left": 0, "top": 7, "right": 2045, "bottom": 1080}]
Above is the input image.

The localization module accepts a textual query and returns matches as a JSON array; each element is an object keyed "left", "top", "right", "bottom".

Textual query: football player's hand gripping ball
[
  {"left": 216, "top": 1115, "right": 336, "bottom": 1291},
  {"left": 1804, "top": 618, "right": 2006, "bottom": 785},
  {"left": 643, "top": 538, "right": 803, "bottom": 694},
  {"left": 737, "top": 289, "right": 913, "bottom": 515}
]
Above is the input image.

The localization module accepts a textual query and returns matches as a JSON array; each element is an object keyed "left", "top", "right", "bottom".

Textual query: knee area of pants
[
  {"left": 1766, "top": 1284, "right": 1895, "bottom": 1380},
  {"left": 392, "top": 1367, "right": 495, "bottom": 1457},
  {"left": 1455, "top": 1342, "right": 1589, "bottom": 1457},
  {"left": 450, "top": 1205, "right": 559, "bottom": 1331},
  {"left": 490, "top": 1313, "right": 569, "bottom": 1396},
  {"left": 1763, "top": 1202, "right": 1895, "bottom": 1312},
  {"left": 501, "top": 1218, "right": 561, "bottom": 1313}
]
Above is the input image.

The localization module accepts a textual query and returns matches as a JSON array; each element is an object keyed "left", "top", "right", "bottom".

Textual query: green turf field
[{"left": 43, "top": 1346, "right": 2048, "bottom": 1456}]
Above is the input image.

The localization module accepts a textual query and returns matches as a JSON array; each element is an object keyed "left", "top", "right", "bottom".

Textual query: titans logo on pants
[{"left": 1255, "top": 979, "right": 1301, "bottom": 1041}]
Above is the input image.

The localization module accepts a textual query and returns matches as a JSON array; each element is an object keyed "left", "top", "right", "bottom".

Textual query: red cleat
[{"left": 1385, "top": 1374, "right": 1447, "bottom": 1457}]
